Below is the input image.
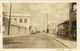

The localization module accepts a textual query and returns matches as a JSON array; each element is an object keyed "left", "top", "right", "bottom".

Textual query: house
[
  {"left": 57, "top": 3, "right": 77, "bottom": 39},
  {"left": 11, "top": 14, "right": 31, "bottom": 28},
  {"left": 48, "top": 23, "right": 57, "bottom": 34},
  {"left": 3, "top": 14, "right": 31, "bottom": 36},
  {"left": 57, "top": 21, "right": 69, "bottom": 36}
]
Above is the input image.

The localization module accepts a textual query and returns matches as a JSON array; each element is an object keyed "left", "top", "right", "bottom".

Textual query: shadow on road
[{"left": 3, "top": 37, "right": 22, "bottom": 45}]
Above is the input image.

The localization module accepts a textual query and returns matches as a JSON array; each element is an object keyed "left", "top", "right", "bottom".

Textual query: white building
[
  {"left": 49, "top": 23, "right": 57, "bottom": 34},
  {"left": 3, "top": 14, "right": 31, "bottom": 36},
  {"left": 11, "top": 14, "right": 31, "bottom": 28}
]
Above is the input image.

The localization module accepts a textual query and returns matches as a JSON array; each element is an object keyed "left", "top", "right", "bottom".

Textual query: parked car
[
  {"left": 31, "top": 28, "right": 36, "bottom": 34},
  {"left": 31, "top": 30, "right": 36, "bottom": 34}
]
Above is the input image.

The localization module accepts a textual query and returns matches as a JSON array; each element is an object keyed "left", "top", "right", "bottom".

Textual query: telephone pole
[
  {"left": 69, "top": 3, "right": 72, "bottom": 38},
  {"left": 46, "top": 12, "right": 49, "bottom": 33},
  {"left": 8, "top": 3, "right": 12, "bottom": 36}
]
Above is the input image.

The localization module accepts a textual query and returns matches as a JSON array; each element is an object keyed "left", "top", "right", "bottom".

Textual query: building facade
[
  {"left": 3, "top": 14, "right": 31, "bottom": 36},
  {"left": 11, "top": 15, "right": 31, "bottom": 28},
  {"left": 48, "top": 23, "right": 57, "bottom": 34},
  {"left": 57, "top": 3, "right": 77, "bottom": 40},
  {"left": 69, "top": 3, "right": 77, "bottom": 39},
  {"left": 57, "top": 21, "right": 69, "bottom": 36}
]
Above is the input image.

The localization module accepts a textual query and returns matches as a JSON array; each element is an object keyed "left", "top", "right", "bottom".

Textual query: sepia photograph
[{"left": 3, "top": 3, "right": 77, "bottom": 49}]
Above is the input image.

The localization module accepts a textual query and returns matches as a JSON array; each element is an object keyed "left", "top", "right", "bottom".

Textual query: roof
[
  {"left": 5, "top": 14, "right": 31, "bottom": 18},
  {"left": 58, "top": 21, "right": 69, "bottom": 26}
]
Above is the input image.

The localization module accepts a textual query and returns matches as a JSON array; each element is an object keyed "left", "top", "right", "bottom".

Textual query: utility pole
[
  {"left": 47, "top": 13, "right": 48, "bottom": 26},
  {"left": 46, "top": 12, "right": 49, "bottom": 33},
  {"left": 69, "top": 3, "right": 72, "bottom": 38},
  {"left": 8, "top": 3, "right": 12, "bottom": 36}
]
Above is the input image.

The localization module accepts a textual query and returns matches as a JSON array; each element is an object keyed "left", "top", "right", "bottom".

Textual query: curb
[
  {"left": 3, "top": 34, "right": 30, "bottom": 38},
  {"left": 48, "top": 34, "right": 71, "bottom": 49}
]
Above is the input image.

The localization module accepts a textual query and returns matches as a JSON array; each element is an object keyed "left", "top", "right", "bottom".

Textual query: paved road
[{"left": 3, "top": 33, "right": 67, "bottom": 48}]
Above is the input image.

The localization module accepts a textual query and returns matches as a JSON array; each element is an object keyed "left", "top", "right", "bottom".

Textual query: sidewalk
[
  {"left": 3, "top": 34, "right": 29, "bottom": 38},
  {"left": 3, "top": 33, "right": 31, "bottom": 38},
  {"left": 47, "top": 34, "right": 77, "bottom": 48}
]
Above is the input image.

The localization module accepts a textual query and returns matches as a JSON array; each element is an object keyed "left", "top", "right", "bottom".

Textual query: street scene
[
  {"left": 3, "top": 33, "right": 67, "bottom": 48},
  {"left": 3, "top": 3, "right": 77, "bottom": 48}
]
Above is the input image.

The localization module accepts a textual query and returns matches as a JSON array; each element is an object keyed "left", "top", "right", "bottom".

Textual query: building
[
  {"left": 48, "top": 23, "right": 57, "bottom": 34},
  {"left": 3, "top": 14, "right": 31, "bottom": 36},
  {"left": 11, "top": 14, "right": 31, "bottom": 28},
  {"left": 57, "top": 21, "right": 69, "bottom": 36},
  {"left": 57, "top": 3, "right": 77, "bottom": 39},
  {"left": 69, "top": 3, "right": 77, "bottom": 39}
]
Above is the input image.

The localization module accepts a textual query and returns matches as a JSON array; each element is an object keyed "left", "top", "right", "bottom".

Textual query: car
[{"left": 31, "top": 30, "right": 36, "bottom": 34}]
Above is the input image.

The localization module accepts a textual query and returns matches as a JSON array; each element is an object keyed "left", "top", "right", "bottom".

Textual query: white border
[{"left": 0, "top": 0, "right": 78, "bottom": 51}]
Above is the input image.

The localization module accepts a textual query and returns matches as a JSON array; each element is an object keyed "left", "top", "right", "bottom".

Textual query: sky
[{"left": 3, "top": 3, "right": 70, "bottom": 30}]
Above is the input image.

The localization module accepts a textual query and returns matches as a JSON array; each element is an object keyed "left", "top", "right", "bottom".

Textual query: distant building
[{"left": 49, "top": 23, "right": 57, "bottom": 34}]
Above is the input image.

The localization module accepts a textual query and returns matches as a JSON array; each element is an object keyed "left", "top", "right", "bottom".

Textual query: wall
[
  {"left": 48, "top": 24, "right": 57, "bottom": 34},
  {"left": 11, "top": 16, "right": 30, "bottom": 29},
  {"left": 68, "top": 3, "right": 77, "bottom": 39},
  {"left": 3, "top": 24, "right": 30, "bottom": 37},
  {"left": 57, "top": 24, "right": 66, "bottom": 36}
]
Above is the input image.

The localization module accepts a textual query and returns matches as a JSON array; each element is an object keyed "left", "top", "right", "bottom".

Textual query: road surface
[{"left": 3, "top": 33, "right": 68, "bottom": 48}]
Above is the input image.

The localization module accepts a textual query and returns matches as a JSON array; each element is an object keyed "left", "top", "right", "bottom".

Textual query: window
[
  {"left": 73, "top": 4, "right": 76, "bottom": 11},
  {"left": 59, "top": 25, "right": 64, "bottom": 29},
  {"left": 24, "top": 19, "right": 27, "bottom": 23},
  {"left": 72, "top": 3, "right": 77, "bottom": 11},
  {"left": 14, "top": 18, "right": 17, "bottom": 22},
  {"left": 20, "top": 19, "right": 23, "bottom": 23}
]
